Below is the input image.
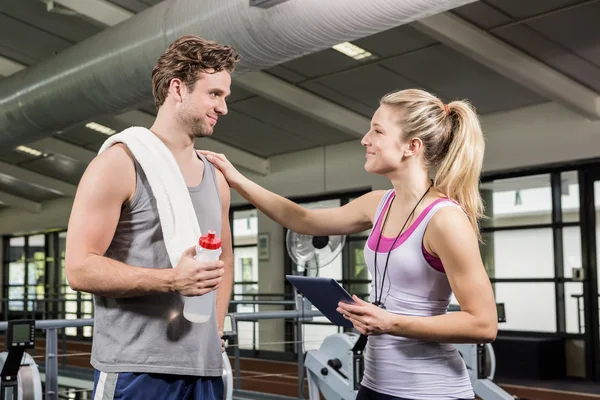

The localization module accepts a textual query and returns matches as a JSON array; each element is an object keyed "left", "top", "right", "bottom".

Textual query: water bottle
[{"left": 183, "top": 230, "right": 222, "bottom": 323}]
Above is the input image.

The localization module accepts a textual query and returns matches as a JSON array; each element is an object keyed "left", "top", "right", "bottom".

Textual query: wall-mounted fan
[
  {"left": 286, "top": 231, "right": 346, "bottom": 276},
  {"left": 285, "top": 204, "right": 346, "bottom": 277}
]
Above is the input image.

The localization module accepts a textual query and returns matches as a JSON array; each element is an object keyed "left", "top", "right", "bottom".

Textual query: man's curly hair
[{"left": 152, "top": 35, "right": 240, "bottom": 109}]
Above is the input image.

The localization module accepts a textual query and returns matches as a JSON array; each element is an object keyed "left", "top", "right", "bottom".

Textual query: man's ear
[{"left": 168, "top": 78, "right": 185, "bottom": 103}]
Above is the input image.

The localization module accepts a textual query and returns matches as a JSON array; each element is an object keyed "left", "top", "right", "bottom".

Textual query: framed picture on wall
[{"left": 258, "top": 233, "right": 270, "bottom": 261}]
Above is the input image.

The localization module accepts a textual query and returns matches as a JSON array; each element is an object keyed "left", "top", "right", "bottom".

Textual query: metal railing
[
  {"left": 570, "top": 293, "right": 600, "bottom": 334},
  {"left": 228, "top": 292, "right": 357, "bottom": 356},
  {"left": 228, "top": 293, "right": 296, "bottom": 355},
  {"left": 0, "top": 318, "right": 94, "bottom": 400},
  {"left": 0, "top": 291, "right": 332, "bottom": 360},
  {"left": 0, "top": 308, "right": 325, "bottom": 400},
  {"left": 0, "top": 291, "right": 366, "bottom": 366},
  {"left": 229, "top": 309, "right": 323, "bottom": 399}
]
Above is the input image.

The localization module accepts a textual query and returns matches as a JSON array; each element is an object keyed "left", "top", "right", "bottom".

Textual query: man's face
[{"left": 178, "top": 69, "right": 232, "bottom": 137}]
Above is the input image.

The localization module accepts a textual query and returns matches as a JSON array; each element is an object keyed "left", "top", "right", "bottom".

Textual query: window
[
  {"left": 563, "top": 226, "right": 582, "bottom": 279},
  {"left": 27, "top": 235, "right": 45, "bottom": 313},
  {"left": 232, "top": 208, "right": 259, "bottom": 303},
  {"left": 480, "top": 174, "right": 552, "bottom": 228},
  {"left": 348, "top": 239, "right": 370, "bottom": 298},
  {"left": 494, "top": 282, "right": 556, "bottom": 332},
  {"left": 7, "top": 237, "right": 25, "bottom": 312},
  {"left": 479, "top": 170, "right": 583, "bottom": 334},
  {"left": 4, "top": 235, "right": 46, "bottom": 315},
  {"left": 561, "top": 171, "right": 579, "bottom": 223},
  {"left": 59, "top": 231, "right": 67, "bottom": 283},
  {"left": 233, "top": 250, "right": 258, "bottom": 300},
  {"left": 482, "top": 229, "right": 555, "bottom": 279},
  {"left": 2, "top": 231, "right": 93, "bottom": 339},
  {"left": 232, "top": 208, "right": 259, "bottom": 350}
]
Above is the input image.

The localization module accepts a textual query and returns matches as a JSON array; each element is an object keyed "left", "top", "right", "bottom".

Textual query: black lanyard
[
  {"left": 373, "top": 183, "right": 432, "bottom": 308},
  {"left": 352, "top": 183, "right": 433, "bottom": 354}
]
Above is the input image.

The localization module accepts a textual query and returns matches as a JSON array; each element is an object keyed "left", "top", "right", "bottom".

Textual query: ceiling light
[
  {"left": 15, "top": 145, "right": 43, "bottom": 157},
  {"left": 86, "top": 122, "right": 116, "bottom": 136},
  {"left": 46, "top": 0, "right": 133, "bottom": 26},
  {"left": 332, "top": 42, "right": 375, "bottom": 61}
]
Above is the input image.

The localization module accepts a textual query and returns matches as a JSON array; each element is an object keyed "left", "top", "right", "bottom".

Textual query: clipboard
[{"left": 286, "top": 275, "right": 356, "bottom": 328}]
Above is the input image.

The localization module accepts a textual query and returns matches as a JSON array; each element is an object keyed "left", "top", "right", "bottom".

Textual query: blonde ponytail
[
  {"left": 433, "top": 101, "right": 485, "bottom": 238},
  {"left": 380, "top": 89, "right": 485, "bottom": 239}
]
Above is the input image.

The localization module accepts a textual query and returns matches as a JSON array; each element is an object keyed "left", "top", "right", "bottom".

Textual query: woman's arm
[
  {"left": 200, "top": 150, "right": 382, "bottom": 236},
  {"left": 338, "top": 206, "right": 497, "bottom": 343},
  {"left": 397, "top": 206, "right": 497, "bottom": 343}
]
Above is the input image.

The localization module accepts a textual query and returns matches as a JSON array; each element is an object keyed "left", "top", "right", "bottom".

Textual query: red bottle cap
[{"left": 199, "top": 230, "right": 221, "bottom": 250}]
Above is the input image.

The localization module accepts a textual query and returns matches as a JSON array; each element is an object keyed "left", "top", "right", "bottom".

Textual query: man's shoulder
[
  {"left": 196, "top": 149, "right": 226, "bottom": 185},
  {"left": 98, "top": 142, "right": 135, "bottom": 164},
  {"left": 203, "top": 158, "right": 230, "bottom": 207},
  {"left": 83, "top": 143, "right": 137, "bottom": 203}
]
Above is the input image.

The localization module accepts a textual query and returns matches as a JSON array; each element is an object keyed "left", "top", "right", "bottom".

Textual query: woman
[{"left": 201, "top": 88, "right": 497, "bottom": 400}]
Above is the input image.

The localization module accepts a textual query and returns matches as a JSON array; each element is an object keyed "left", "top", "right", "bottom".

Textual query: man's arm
[
  {"left": 65, "top": 144, "right": 223, "bottom": 298},
  {"left": 65, "top": 144, "right": 173, "bottom": 297},
  {"left": 214, "top": 169, "right": 234, "bottom": 332}
]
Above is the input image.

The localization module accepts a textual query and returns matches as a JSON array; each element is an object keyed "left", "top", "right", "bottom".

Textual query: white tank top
[{"left": 361, "top": 190, "right": 474, "bottom": 399}]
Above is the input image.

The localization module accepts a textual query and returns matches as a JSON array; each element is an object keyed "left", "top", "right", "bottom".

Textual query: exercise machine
[
  {"left": 455, "top": 343, "right": 513, "bottom": 400},
  {"left": 305, "top": 332, "right": 362, "bottom": 400},
  {"left": 0, "top": 319, "right": 42, "bottom": 400},
  {"left": 221, "top": 314, "right": 236, "bottom": 400},
  {"left": 305, "top": 304, "right": 514, "bottom": 400},
  {"left": 455, "top": 304, "right": 514, "bottom": 400}
]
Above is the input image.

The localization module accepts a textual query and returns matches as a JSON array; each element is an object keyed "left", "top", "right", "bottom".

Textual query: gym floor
[{"left": 496, "top": 378, "right": 600, "bottom": 400}]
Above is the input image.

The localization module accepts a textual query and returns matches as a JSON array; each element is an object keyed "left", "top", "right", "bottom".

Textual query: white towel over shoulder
[{"left": 98, "top": 126, "right": 201, "bottom": 268}]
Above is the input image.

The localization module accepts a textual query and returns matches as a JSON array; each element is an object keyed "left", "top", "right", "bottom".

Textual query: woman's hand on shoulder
[{"left": 198, "top": 150, "right": 244, "bottom": 188}]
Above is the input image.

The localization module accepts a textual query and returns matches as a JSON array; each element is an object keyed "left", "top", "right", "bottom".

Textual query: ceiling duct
[{"left": 0, "top": 0, "right": 475, "bottom": 149}]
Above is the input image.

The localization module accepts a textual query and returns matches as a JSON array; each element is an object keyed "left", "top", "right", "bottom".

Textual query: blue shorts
[{"left": 92, "top": 369, "right": 224, "bottom": 400}]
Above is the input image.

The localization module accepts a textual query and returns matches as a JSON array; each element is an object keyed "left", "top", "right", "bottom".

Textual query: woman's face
[{"left": 361, "top": 105, "right": 410, "bottom": 175}]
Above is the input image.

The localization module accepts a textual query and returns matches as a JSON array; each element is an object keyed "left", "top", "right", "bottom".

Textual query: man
[{"left": 64, "top": 35, "right": 240, "bottom": 399}]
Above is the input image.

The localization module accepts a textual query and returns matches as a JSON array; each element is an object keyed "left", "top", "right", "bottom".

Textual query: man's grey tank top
[{"left": 91, "top": 152, "right": 223, "bottom": 376}]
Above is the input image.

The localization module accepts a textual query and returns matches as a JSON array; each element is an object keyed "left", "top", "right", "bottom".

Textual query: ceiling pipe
[{"left": 0, "top": 0, "right": 475, "bottom": 148}]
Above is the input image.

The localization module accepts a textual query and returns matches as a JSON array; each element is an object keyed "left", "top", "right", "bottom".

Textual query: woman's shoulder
[{"left": 427, "top": 200, "right": 475, "bottom": 241}]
